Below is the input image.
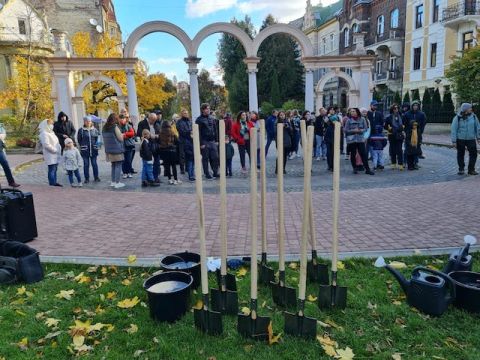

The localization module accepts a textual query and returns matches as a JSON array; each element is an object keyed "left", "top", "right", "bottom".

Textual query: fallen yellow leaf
[
  {"left": 72, "top": 335, "right": 85, "bottom": 348},
  {"left": 322, "top": 344, "right": 338, "bottom": 357},
  {"left": 389, "top": 261, "right": 407, "bottom": 269},
  {"left": 236, "top": 267, "right": 248, "bottom": 277},
  {"left": 106, "top": 291, "right": 117, "bottom": 300},
  {"left": 241, "top": 307, "right": 251, "bottom": 316},
  {"left": 267, "top": 321, "right": 281, "bottom": 345},
  {"left": 288, "top": 262, "right": 298, "bottom": 270},
  {"left": 325, "top": 319, "right": 344, "bottom": 331},
  {"left": 392, "top": 300, "right": 402, "bottom": 306},
  {"left": 337, "top": 261, "right": 345, "bottom": 270},
  {"left": 55, "top": 289, "right": 75, "bottom": 300},
  {"left": 317, "top": 335, "right": 338, "bottom": 348},
  {"left": 45, "top": 318, "right": 60, "bottom": 328},
  {"left": 122, "top": 279, "right": 132, "bottom": 286},
  {"left": 392, "top": 353, "right": 402, "bottom": 360},
  {"left": 95, "top": 305, "right": 105, "bottom": 314},
  {"left": 101, "top": 267, "right": 108, "bottom": 275},
  {"left": 336, "top": 346, "right": 355, "bottom": 360},
  {"left": 16, "top": 337, "right": 28, "bottom": 350},
  {"left": 15, "top": 310, "right": 26, "bottom": 316},
  {"left": 307, "top": 294, "right": 317, "bottom": 302},
  {"left": 126, "top": 324, "right": 138, "bottom": 334},
  {"left": 117, "top": 296, "right": 140, "bottom": 309},
  {"left": 127, "top": 255, "right": 137, "bottom": 264},
  {"left": 17, "top": 286, "right": 26, "bottom": 296},
  {"left": 192, "top": 299, "right": 203, "bottom": 310},
  {"left": 87, "top": 266, "right": 98, "bottom": 273}
]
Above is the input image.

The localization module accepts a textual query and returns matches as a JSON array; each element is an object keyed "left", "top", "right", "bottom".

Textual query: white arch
[
  {"left": 75, "top": 74, "right": 124, "bottom": 97},
  {"left": 123, "top": 21, "right": 193, "bottom": 58},
  {"left": 252, "top": 24, "right": 314, "bottom": 57},
  {"left": 192, "top": 22, "right": 254, "bottom": 57},
  {"left": 316, "top": 70, "right": 357, "bottom": 93}
]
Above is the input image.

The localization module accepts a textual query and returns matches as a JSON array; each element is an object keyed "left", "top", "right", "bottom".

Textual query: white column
[
  {"left": 125, "top": 69, "right": 140, "bottom": 127},
  {"left": 72, "top": 97, "right": 85, "bottom": 132},
  {"left": 53, "top": 70, "right": 73, "bottom": 120},
  {"left": 315, "top": 91, "right": 324, "bottom": 112},
  {"left": 359, "top": 70, "right": 372, "bottom": 108},
  {"left": 247, "top": 69, "right": 258, "bottom": 112},
  {"left": 305, "top": 68, "right": 314, "bottom": 112},
  {"left": 117, "top": 96, "right": 127, "bottom": 113},
  {"left": 188, "top": 68, "right": 200, "bottom": 120}
]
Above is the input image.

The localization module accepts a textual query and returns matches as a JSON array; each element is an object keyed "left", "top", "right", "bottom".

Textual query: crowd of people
[{"left": 32, "top": 99, "right": 480, "bottom": 189}]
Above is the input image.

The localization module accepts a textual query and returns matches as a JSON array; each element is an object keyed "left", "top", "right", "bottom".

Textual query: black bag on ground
[
  {"left": 0, "top": 240, "right": 43, "bottom": 284},
  {"left": 0, "top": 188, "right": 38, "bottom": 243}
]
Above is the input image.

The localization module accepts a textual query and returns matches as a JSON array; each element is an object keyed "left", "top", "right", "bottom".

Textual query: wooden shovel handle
[
  {"left": 299, "top": 126, "right": 315, "bottom": 300},
  {"left": 249, "top": 127, "right": 258, "bottom": 300},
  {"left": 276, "top": 123, "right": 285, "bottom": 272},
  {"left": 331, "top": 122, "right": 341, "bottom": 272},
  {"left": 219, "top": 120, "right": 227, "bottom": 276},
  {"left": 259, "top": 120, "right": 267, "bottom": 254},
  {"left": 300, "top": 120, "right": 315, "bottom": 249},
  {"left": 193, "top": 124, "right": 208, "bottom": 296}
]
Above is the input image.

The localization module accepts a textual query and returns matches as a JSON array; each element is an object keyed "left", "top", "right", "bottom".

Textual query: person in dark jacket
[
  {"left": 119, "top": 114, "right": 136, "bottom": 179},
  {"left": 76, "top": 116, "right": 100, "bottom": 183},
  {"left": 225, "top": 136, "right": 234, "bottom": 177},
  {"left": 405, "top": 119, "right": 421, "bottom": 170},
  {"left": 345, "top": 108, "right": 375, "bottom": 175},
  {"left": 384, "top": 104, "right": 405, "bottom": 170},
  {"left": 177, "top": 109, "right": 192, "bottom": 176},
  {"left": 159, "top": 120, "right": 181, "bottom": 185},
  {"left": 404, "top": 100, "right": 427, "bottom": 168},
  {"left": 275, "top": 111, "right": 293, "bottom": 174},
  {"left": 265, "top": 110, "right": 278, "bottom": 157},
  {"left": 369, "top": 125, "right": 387, "bottom": 170},
  {"left": 367, "top": 100, "right": 384, "bottom": 160},
  {"left": 139, "top": 129, "right": 160, "bottom": 187},
  {"left": 195, "top": 103, "right": 219, "bottom": 179},
  {"left": 137, "top": 113, "right": 162, "bottom": 183},
  {"left": 224, "top": 113, "right": 233, "bottom": 139},
  {"left": 53, "top": 111, "right": 76, "bottom": 153},
  {"left": 314, "top": 108, "right": 327, "bottom": 160},
  {"left": 0, "top": 123, "right": 20, "bottom": 187}
]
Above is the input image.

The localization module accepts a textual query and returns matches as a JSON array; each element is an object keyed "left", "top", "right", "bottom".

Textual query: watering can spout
[{"left": 385, "top": 265, "right": 411, "bottom": 295}]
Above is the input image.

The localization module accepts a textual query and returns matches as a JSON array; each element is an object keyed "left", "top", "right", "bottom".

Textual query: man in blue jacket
[
  {"left": 265, "top": 110, "right": 277, "bottom": 157},
  {"left": 451, "top": 103, "right": 480, "bottom": 175}
]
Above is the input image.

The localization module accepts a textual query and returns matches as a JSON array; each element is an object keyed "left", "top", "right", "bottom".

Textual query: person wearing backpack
[
  {"left": 451, "top": 103, "right": 480, "bottom": 175},
  {"left": 77, "top": 116, "right": 100, "bottom": 183},
  {"left": 103, "top": 113, "right": 125, "bottom": 189}
]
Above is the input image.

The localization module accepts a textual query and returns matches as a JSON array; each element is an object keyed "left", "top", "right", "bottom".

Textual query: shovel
[
  {"left": 284, "top": 125, "right": 317, "bottom": 339},
  {"left": 211, "top": 120, "right": 238, "bottom": 315},
  {"left": 192, "top": 124, "right": 223, "bottom": 335},
  {"left": 238, "top": 127, "right": 271, "bottom": 341},
  {"left": 258, "top": 120, "right": 275, "bottom": 286},
  {"left": 300, "top": 121, "right": 329, "bottom": 285},
  {"left": 271, "top": 123, "right": 297, "bottom": 307},
  {"left": 318, "top": 121, "right": 347, "bottom": 310}
]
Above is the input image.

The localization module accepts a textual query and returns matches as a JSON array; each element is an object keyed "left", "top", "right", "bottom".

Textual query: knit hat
[
  {"left": 370, "top": 100, "right": 378, "bottom": 106},
  {"left": 411, "top": 100, "right": 421, "bottom": 106},
  {"left": 460, "top": 103, "right": 472, "bottom": 113},
  {"left": 64, "top": 138, "right": 73, "bottom": 145},
  {"left": 360, "top": 107, "right": 368, "bottom": 113}
]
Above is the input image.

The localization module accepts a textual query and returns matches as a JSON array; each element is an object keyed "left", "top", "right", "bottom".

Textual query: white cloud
[
  {"left": 186, "top": 0, "right": 238, "bottom": 18},
  {"left": 150, "top": 57, "right": 185, "bottom": 65}
]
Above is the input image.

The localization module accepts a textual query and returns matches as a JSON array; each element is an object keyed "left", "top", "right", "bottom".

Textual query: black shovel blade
[
  {"left": 284, "top": 311, "right": 317, "bottom": 339},
  {"left": 215, "top": 269, "right": 238, "bottom": 291},
  {"left": 317, "top": 285, "right": 348, "bottom": 309},
  {"left": 259, "top": 264, "right": 275, "bottom": 286},
  {"left": 210, "top": 288, "right": 239, "bottom": 315},
  {"left": 194, "top": 308, "right": 223, "bottom": 335},
  {"left": 237, "top": 313, "right": 271, "bottom": 341},
  {"left": 307, "top": 261, "right": 330, "bottom": 285},
  {"left": 270, "top": 282, "right": 297, "bottom": 308}
]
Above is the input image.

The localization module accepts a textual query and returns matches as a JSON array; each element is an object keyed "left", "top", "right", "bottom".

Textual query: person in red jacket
[
  {"left": 231, "top": 111, "right": 254, "bottom": 172},
  {"left": 119, "top": 114, "right": 136, "bottom": 178}
]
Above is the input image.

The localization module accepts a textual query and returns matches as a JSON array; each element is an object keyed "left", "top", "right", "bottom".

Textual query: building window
[
  {"left": 390, "top": 9, "right": 399, "bottom": 29},
  {"left": 346, "top": 68, "right": 353, "bottom": 77},
  {"left": 462, "top": 31, "right": 474, "bottom": 51},
  {"left": 415, "top": 5, "right": 424, "bottom": 29},
  {"left": 377, "top": 15, "right": 385, "bottom": 35},
  {"left": 344, "top": 27, "right": 350, "bottom": 47},
  {"left": 330, "top": 34, "right": 335, "bottom": 50},
  {"left": 389, "top": 56, "right": 397, "bottom": 71},
  {"left": 413, "top": 47, "right": 422, "bottom": 70},
  {"left": 18, "top": 19, "right": 27, "bottom": 35},
  {"left": 322, "top": 37, "right": 327, "bottom": 54},
  {"left": 375, "top": 60, "right": 383, "bottom": 74},
  {"left": 432, "top": 0, "right": 440, "bottom": 23},
  {"left": 430, "top": 43, "right": 437, "bottom": 67},
  {"left": 352, "top": 23, "right": 359, "bottom": 44}
]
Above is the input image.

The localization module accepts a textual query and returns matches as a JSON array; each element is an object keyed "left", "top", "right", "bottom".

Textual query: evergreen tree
[
  {"left": 431, "top": 88, "right": 442, "bottom": 122},
  {"left": 422, "top": 89, "right": 432, "bottom": 119},
  {"left": 402, "top": 91, "right": 410, "bottom": 104},
  {"left": 412, "top": 89, "right": 420, "bottom": 101},
  {"left": 393, "top": 91, "right": 402, "bottom": 105},
  {"left": 442, "top": 91, "right": 456, "bottom": 123},
  {"left": 270, "top": 71, "right": 281, "bottom": 107},
  {"left": 228, "top": 63, "right": 249, "bottom": 114}
]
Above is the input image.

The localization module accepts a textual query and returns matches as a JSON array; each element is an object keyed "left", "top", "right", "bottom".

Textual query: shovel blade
[
  {"left": 317, "top": 285, "right": 348, "bottom": 309},
  {"left": 237, "top": 313, "right": 271, "bottom": 341},
  {"left": 194, "top": 308, "right": 223, "bottom": 335},
  {"left": 307, "top": 261, "right": 330, "bottom": 285},
  {"left": 210, "top": 288, "right": 239, "bottom": 315},
  {"left": 270, "top": 282, "right": 297, "bottom": 308},
  {"left": 259, "top": 263, "right": 275, "bottom": 286},
  {"left": 284, "top": 311, "right": 317, "bottom": 339},
  {"left": 215, "top": 270, "right": 238, "bottom": 291}
]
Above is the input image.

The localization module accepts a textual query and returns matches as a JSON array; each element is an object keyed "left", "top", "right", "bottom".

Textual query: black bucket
[
  {"left": 143, "top": 271, "right": 193, "bottom": 322},
  {"left": 160, "top": 252, "right": 200, "bottom": 289},
  {"left": 449, "top": 271, "right": 480, "bottom": 313}
]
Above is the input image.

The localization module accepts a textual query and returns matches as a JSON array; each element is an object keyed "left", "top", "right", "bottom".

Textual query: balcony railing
[
  {"left": 442, "top": 1, "right": 480, "bottom": 22},
  {"left": 374, "top": 72, "right": 388, "bottom": 82},
  {"left": 374, "top": 29, "right": 405, "bottom": 43}
]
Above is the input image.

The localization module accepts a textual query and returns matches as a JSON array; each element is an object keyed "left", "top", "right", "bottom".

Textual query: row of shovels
[{"left": 192, "top": 119, "right": 346, "bottom": 340}]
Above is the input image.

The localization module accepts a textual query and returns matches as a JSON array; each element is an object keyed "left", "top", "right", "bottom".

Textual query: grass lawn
[{"left": 0, "top": 255, "right": 479, "bottom": 360}]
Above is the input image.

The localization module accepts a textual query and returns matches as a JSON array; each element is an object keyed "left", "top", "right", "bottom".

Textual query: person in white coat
[{"left": 39, "top": 119, "right": 62, "bottom": 187}]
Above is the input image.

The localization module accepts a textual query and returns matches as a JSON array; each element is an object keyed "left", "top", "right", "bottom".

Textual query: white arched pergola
[
  {"left": 316, "top": 70, "right": 358, "bottom": 109},
  {"left": 72, "top": 74, "right": 127, "bottom": 126}
]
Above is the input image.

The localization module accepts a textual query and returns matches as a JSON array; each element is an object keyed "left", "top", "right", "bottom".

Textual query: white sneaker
[
  {"left": 122, "top": 174, "right": 128, "bottom": 179},
  {"left": 168, "top": 179, "right": 174, "bottom": 185},
  {"left": 114, "top": 182, "right": 125, "bottom": 189},
  {"left": 71, "top": 183, "right": 77, "bottom": 188},
  {"left": 288, "top": 154, "right": 295, "bottom": 160},
  {"left": 127, "top": 174, "right": 133, "bottom": 178},
  {"left": 315, "top": 157, "right": 321, "bottom": 161},
  {"left": 175, "top": 180, "right": 182, "bottom": 185},
  {"left": 296, "top": 153, "right": 301, "bottom": 158},
  {"left": 78, "top": 182, "right": 83, "bottom": 187},
  {"left": 110, "top": 182, "right": 115, "bottom": 187}
]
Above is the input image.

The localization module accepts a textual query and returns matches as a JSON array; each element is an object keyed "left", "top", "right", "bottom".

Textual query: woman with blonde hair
[
  {"left": 102, "top": 113, "right": 125, "bottom": 189},
  {"left": 39, "top": 119, "right": 62, "bottom": 186}
]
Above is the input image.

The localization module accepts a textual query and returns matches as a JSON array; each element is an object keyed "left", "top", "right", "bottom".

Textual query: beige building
[{"left": 403, "top": 0, "right": 479, "bottom": 101}]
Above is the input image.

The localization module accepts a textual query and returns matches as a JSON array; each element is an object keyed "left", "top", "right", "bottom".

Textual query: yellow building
[{"left": 403, "top": 0, "right": 479, "bottom": 102}]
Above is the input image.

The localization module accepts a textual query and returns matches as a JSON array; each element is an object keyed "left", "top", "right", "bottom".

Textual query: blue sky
[{"left": 114, "top": 0, "right": 336, "bottom": 84}]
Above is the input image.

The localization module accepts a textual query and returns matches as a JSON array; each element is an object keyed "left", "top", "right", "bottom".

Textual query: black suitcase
[{"left": 0, "top": 189, "right": 38, "bottom": 243}]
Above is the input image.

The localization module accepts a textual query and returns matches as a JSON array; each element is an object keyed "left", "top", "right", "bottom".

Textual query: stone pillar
[
  {"left": 315, "top": 90, "right": 324, "bottom": 112},
  {"left": 125, "top": 69, "right": 140, "bottom": 127},
  {"left": 72, "top": 96, "right": 85, "bottom": 131},
  {"left": 185, "top": 57, "right": 201, "bottom": 120},
  {"left": 117, "top": 96, "right": 127, "bottom": 113},
  {"left": 305, "top": 68, "right": 315, "bottom": 112},
  {"left": 349, "top": 90, "right": 360, "bottom": 108},
  {"left": 51, "top": 29, "right": 70, "bottom": 57},
  {"left": 244, "top": 57, "right": 261, "bottom": 112},
  {"left": 358, "top": 61, "right": 373, "bottom": 108},
  {"left": 52, "top": 70, "right": 74, "bottom": 125}
]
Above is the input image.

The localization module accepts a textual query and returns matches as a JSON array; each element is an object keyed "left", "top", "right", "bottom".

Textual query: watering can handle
[{"left": 413, "top": 267, "right": 456, "bottom": 304}]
